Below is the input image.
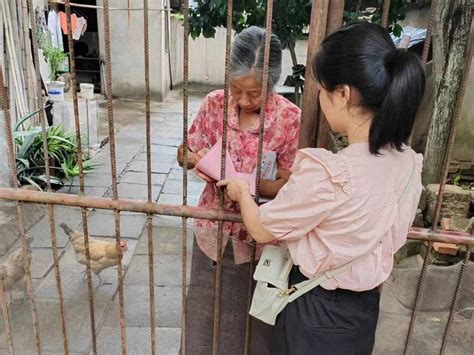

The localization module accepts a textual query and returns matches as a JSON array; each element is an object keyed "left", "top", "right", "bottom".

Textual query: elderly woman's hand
[
  {"left": 217, "top": 178, "right": 251, "bottom": 203},
  {"left": 276, "top": 168, "right": 292, "bottom": 182}
]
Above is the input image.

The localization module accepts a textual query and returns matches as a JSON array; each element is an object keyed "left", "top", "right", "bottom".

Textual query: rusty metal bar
[
  {"left": 0, "top": 66, "right": 41, "bottom": 354},
  {"left": 29, "top": 0, "right": 70, "bottom": 350},
  {"left": 298, "top": 0, "right": 329, "bottom": 149},
  {"left": 181, "top": 0, "right": 190, "bottom": 353},
  {"left": 254, "top": 0, "right": 274, "bottom": 200},
  {"left": 103, "top": 0, "right": 128, "bottom": 353},
  {"left": 422, "top": 0, "right": 436, "bottom": 64},
  {"left": 143, "top": 0, "right": 156, "bottom": 353},
  {"left": 64, "top": 1, "right": 99, "bottom": 353},
  {"left": 405, "top": 23, "right": 473, "bottom": 355},
  {"left": 212, "top": 0, "right": 234, "bottom": 352},
  {"left": 0, "top": 276, "right": 14, "bottom": 355},
  {"left": 0, "top": 187, "right": 473, "bottom": 245},
  {"left": 440, "top": 245, "right": 471, "bottom": 354},
  {"left": 242, "top": 1, "right": 274, "bottom": 353},
  {"left": 243, "top": 243, "right": 256, "bottom": 355},
  {"left": 0, "top": 187, "right": 240, "bottom": 221},
  {"left": 381, "top": 0, "right": 391, "bottom": 28},
  {"left": 437, "top": 29, "right": 474, "bottom": 355}
]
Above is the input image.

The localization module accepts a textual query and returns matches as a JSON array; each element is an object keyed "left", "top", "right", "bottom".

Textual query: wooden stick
[{"left": 2, "top": 0, "right": 28, "bottom": 116}]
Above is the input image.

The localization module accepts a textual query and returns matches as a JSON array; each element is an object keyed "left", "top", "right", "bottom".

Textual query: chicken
[
  {"left": 60, "top": 223, "right": 128, "bottom": 286},
  {"left": 0, "top": 238, "right": 33, "bottom": 303}
]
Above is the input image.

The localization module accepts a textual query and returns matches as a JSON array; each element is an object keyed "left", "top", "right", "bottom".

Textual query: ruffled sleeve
[{"left": 259, "top": 148, "right": 349, "bottom": 241}]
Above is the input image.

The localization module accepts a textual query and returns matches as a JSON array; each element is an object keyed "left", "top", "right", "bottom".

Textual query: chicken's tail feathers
[{"left": 60, "top": 223, "right": 74, "bottom": 238}]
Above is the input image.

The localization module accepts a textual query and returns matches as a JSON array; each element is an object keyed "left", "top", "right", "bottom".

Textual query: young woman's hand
[{"left": 217, "top": 178, "right": 251, "bottom": 202}]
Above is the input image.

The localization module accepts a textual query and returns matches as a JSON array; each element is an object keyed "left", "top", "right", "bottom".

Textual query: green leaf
[
  {"left": 392, "top": 23, "right": 403, "bottom": 38},
  {"left": 17, "top": 158, "right": 30, "bottom": 169},
  {"left": 21, "top": 176, "right": 44, "bottom": 191},
  {"left": 17, "top": 132, "right": 38, "bottom": 158}
]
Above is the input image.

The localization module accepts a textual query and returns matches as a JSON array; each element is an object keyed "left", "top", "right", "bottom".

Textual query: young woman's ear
[{"left": 333, "top": 85, "right": 351, "bottom": 109}]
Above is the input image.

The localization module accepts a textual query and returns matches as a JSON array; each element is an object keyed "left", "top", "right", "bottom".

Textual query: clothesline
[{"left": 48, "top": 1, "right": 172, "bottom": 12}]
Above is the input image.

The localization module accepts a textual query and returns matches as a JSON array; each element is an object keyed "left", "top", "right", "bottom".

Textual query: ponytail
[
  {"left": 369, "top": 50, "right": 425, "bottom": 154},
  {"left": 314, "top": 22, "right": 426, "bottom": 155}
]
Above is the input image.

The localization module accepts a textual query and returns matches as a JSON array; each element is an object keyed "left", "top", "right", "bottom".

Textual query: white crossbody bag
[{"left": 250, "top": 154, "right": 417, "bottom": 326}]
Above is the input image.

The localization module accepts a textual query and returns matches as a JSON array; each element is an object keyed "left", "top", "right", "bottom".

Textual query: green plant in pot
[
  {"left": 14, "top": 113, "right": 98, "bottom": 191},
  {"left": 39, "top": 32, "right": 68, "bottom": 101}
]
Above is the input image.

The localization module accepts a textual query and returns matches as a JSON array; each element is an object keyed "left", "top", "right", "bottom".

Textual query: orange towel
[{"left": 59, "top": 12, "right": 78, "bottom": 35}]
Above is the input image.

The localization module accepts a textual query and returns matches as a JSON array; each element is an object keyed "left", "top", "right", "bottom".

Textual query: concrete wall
[
  {"left": 169, "top": 18, "right": 309, "bottom": 89},
  {"left": 97, "top": 0, "right": 168, "bottom": 100}
]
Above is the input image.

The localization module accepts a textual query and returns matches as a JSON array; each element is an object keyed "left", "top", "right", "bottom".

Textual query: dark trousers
[
  {"left": 184, "top": 238, "right": 273, "bottom": 355},
  {"left": 271, "top": 267, "right": 380, "bottom": 355}
]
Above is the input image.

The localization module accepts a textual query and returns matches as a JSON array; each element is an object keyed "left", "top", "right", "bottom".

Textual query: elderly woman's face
[{"left": 230, "top": 75, "right": 263, "bottom": 114}]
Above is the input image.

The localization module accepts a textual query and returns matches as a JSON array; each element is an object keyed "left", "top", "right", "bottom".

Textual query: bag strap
[{"left": 287, "top": 152, "right": 417, "bottom": 303}]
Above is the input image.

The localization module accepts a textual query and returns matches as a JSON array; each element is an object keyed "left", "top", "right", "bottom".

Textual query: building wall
[
  {"left": 97, "top": 0, "right": 167, "bottom": 100},
  {"left": 169, "top": 18, "right": 309, "bottom": 89}
]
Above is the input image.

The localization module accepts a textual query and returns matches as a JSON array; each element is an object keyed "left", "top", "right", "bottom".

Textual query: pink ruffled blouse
[{"left": 259, "top": 144, "right": 423, "bottom": 291}]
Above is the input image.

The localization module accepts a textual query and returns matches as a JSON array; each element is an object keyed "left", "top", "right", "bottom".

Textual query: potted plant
[{"left": 39, "top": 33, "right": 68, "bottom": 101}]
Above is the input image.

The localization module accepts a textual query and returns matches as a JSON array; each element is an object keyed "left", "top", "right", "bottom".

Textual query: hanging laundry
[
  {"left": 47, "top": 10, "right": 64, "bottom": 50},
  {"left": 73, "top": 17, "right": 88, "bottom": 40},
  {"left": 59, "top": 11, "right": 78, "bottom": 35}
]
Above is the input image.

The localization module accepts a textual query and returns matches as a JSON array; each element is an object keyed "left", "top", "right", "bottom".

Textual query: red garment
[{"left": 58, "top": 12, "right": 78, "bottom": 35}]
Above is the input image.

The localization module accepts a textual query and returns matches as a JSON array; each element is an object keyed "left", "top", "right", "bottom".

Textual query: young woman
[
  {"left": 218, "top": 22, "right": 425, "bottom": 354},
  {"left": 177, "top": 26, "right": 301, "bottom": 354}
]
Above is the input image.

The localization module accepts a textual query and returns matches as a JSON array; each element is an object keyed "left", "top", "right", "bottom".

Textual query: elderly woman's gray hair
[{"left": 230, "top": 26, "right": 282, "bottom": 89}]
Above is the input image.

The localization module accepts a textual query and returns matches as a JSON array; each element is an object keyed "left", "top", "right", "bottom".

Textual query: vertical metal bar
[
  {"left": 298, "top": 0, "right": 329, "bottom": 149},
  {"left": 64, "top": 1, "right": 98, "bottom": 354},
  {"left": 180, "top": 0, "right": 190, "bottom": 353},
  {"left": 381, "top": 0, "right": 391, "bottom": 29},
  {"left": 28, "top": 0, "right": 70, "bottom": 351},
  {"left": 103, "top": 1, "right": 128, "bottom": 353},
  {"left": 212, "top": 0, "right": 233, "bottom": 353},
  {"left": 0, "top": 276, "right": 14, "bottom": 355},
  {"left": 0, "top": 66, "right": 41, "bottom": 355},
  {"left": 440, "top": 245, "right": 471, "bottom": 354},
  {"left": 243, "top": 244, "right": 256, "bottom": 355},
  {"left": 254, "top": 0, "right": 274, "bottom": 200},
  {"left": 143, "top": 0, "right": 156, "bottom": 353},
  {"left": 422, "top": 0, "right": 437, "bottom": 64},
  {"left": 405, "top": 25, "right": 473, "bottom": 355},
  {"left": 243, "top": 2, "right": 274, "bottom": 351}
]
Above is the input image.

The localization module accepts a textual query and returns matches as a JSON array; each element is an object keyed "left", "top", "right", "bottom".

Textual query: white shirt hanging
[{"left": 47, "top": 10, "right": 63, "bottom": 50}]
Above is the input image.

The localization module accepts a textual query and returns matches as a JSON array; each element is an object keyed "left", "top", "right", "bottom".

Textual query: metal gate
[{"left": 0, "top": 0, "right": 472, "bottom": 354}]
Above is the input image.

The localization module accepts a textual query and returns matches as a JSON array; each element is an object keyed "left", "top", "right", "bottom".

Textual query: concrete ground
[{"left": 0, "top": 90, "right": 472, "bottom": 354}]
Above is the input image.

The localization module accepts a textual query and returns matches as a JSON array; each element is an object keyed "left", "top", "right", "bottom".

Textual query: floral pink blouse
[{"left": 188, "top": 90, "right": 301, "bottom": 264}]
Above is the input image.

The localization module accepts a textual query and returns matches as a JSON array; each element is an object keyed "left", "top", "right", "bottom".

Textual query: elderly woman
[{"left": 177, "top": 26, "right": 301, "bottom": 354}]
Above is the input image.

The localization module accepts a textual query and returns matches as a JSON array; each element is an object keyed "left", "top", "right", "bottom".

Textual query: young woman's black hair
[{"left": 314, "top": 21, "right": 426, "bottom": 155}]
